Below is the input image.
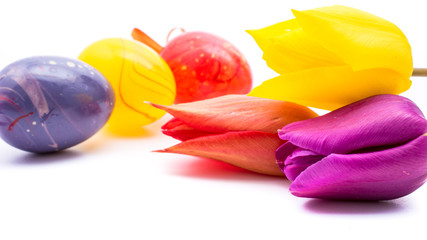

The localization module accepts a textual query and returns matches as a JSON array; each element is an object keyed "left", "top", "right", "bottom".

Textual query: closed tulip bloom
[
  {"left": 276, "top": 94, "right": 427, "bottom": 200},
  {"left": 153, "top": 95, "right": 318, "bottom": 176},
  {"left": 247, "top": 5, "right": 412, "bottom": 110}
]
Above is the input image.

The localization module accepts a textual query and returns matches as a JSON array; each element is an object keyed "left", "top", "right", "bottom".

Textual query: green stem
[{"left": 412, "top": 68, "right": 427, "bottom": 77}]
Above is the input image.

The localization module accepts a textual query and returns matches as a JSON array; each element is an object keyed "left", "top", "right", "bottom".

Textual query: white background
[{"left": 1, "top": 0, "right": 426, "bottom": 239}]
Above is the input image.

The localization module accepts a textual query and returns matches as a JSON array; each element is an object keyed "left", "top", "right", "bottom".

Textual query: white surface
[{"left": 1, "top": 1, "right": 426, "bottom": 239}]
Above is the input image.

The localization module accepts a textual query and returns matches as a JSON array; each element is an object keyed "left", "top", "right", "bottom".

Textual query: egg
[
  {"left": 0, "top": 56, "right": 115, "bottom": 153},
  {"left": 132, "top": 28, "right": 252, "bottom": 103},
  {"left": 78, "top": 38, "right": 176, "bottom": 135}
]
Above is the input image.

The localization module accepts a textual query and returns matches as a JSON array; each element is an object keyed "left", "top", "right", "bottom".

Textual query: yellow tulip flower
[{"left": 247, "top": 5, "right": 413, "bottom": 110}]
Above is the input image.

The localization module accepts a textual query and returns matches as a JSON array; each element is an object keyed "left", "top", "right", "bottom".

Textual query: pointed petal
[
  {"left": 161, "top": 118, "right": 218, "bottom": 141},
  {"left": 246, "top": 19, "right": 300, "bottom": 41},
  {"left": 278, "top": 94, "right": 427, "bottom": 155},
  {"left": 249, "top": 66, "right": 411, "bottom": 110},
  {"left": 292, "top": 5, "right": 413, "bottom": 78},
  {"left": 156, "top": 131, "right": 285, "bottom": 176},
  {"left": 152, "top": 94, "right": 317, "bottom": 133},
  {"left": 290, "top": 134, "right": 427, "bottom": 200},
  {"left": 247, "top": 19, "right": 345, "bottom": 74}
]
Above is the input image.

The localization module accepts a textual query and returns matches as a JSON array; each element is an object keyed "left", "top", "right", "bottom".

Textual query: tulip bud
[
  {"left": 153, "top": 94, "right": 318, "bottom": 176},
  {"left": 247, "top": 5, "right": 413, "bottom": 110},
  {"left": 276, "top": 94, "right": 427, "bottom": 200}
]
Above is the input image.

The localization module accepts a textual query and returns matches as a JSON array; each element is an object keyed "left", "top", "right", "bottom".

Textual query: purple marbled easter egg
[{"left": 0, "top": 56, "right": 115, "bottom": 153}]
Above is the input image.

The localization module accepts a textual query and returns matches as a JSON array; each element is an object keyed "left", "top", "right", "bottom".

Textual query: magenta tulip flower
[{"left": 276, "top": 94, "right": 427, "bottom": 200}]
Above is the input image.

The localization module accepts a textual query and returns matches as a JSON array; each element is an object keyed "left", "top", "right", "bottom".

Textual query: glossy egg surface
[
  {"left": 0, "top": 56, "right": 115, "bottom": 153},
  {"left": 160, "top": 32, "right": 252, "bottom": 103},
  {"left": 78, "top": 38, "right": 176, "bottom": 135}
]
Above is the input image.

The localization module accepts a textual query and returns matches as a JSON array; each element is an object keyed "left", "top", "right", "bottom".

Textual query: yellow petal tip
[
  {"left": 291, "top": 9, "right": 305, "bottom": 18},
  {"left": 290, "top": 9, "right": 300, "bottom": 14},
  {"left": 245, "top": 29, "right": 256, "bottom": 36}
]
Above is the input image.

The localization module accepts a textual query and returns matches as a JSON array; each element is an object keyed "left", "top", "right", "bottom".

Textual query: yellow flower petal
[
  {"left": 247, "top": 18, "right": 300, "bottom": 39},
  {"left": 249, "top": 66, "right": 412, "bottom": 110},
  {"left": 292, "top": 5, "right": 412, "bottom": 78},
  {"left": 247, "top": 19, "right": 345, "bottom": 74}
]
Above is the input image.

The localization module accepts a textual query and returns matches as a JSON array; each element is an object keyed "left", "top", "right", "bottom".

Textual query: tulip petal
[
  {"left": 292, "top": 5, "right": 413, "bottom": 79},
  {"left": 155, "top": 131, "right": 285, "bottom": 176},
  {"left": 290, "top": 134, "right": 427, "bottom": 200},
  {"left": 283, "top": 148, "right": 324, "bottom": 182},
  {"left": 275, "top": 142, "right": 298, "bottom": 172},
  {"left": 279, "top": 94, "right": 427, "bottom": 155},
  {"left": 249, "top": 66, "right": 411, "bottom": 110},
  {"left": 247, "top": 19, "right": 345, "bottom": 74},
  {"left": 161, "top": 118, "right": 218, "bottom": 141},
  {"left": 152, "top": 94, "right": 317, "bottom": 133},
  {"left": 247, "top": 18, "right": 300, "bottom": 40},
  {"left": 276, "top": 142, "right": 325, "bottom": 181}
]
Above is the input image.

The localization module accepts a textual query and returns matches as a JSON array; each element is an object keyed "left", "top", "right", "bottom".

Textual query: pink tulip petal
[
  {"left": 161, "top": 118, "right": 218, "bottom": 141},
  {"left": 279, "top": 94, "right": 427, "bottom": 155},
  {"left": 155, "top": 131, "right": 286, "bottom": 176},
  {"left": 152, "top": 94, "right": 318, "bottom": 133},
  {"left": 290, "top": 134, "right": 427, "bottom": 200}
]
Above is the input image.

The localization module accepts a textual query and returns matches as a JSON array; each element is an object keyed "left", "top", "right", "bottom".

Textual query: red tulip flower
[{"left": 153, "top": 95, "right": 318, "bottom": 175}]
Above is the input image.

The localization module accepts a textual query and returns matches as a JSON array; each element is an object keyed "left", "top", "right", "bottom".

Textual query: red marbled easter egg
[{"left": 160, "top": 32, "right": 252, "bottom": 103}]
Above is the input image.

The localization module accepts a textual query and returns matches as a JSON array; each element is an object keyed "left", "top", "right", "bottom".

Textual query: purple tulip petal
[
  {"left": 278, "top": 94, "right": 427, "bottom": 155},
  {"left": 283, "top": 148, "right": 324, "bottom": 181},
  {"left": 276, "top": 142, "right": 324, "bottom": 180},
  {"left": 290, "top": 134, "right": 427, "bottom": 200},
  {"left": 276, "top": 142, "right": 298, "bottom": 172}
]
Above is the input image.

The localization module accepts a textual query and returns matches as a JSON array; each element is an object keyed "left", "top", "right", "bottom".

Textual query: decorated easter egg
[
  {"left": 0, "top": 56, "right": 115, "bottom": 153},
  {"left": 132, "top": 28, "right": 252, "bottom": 103},
  {"left": 78, "top": 38, "right": 176, "bottom": 135},
  {"left": 160, "top": 32, "right": 252, "bottom": 103}
]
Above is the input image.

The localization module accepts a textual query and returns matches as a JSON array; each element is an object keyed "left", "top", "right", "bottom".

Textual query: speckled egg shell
[
  {"left": 78, "top": 38, "right": 176, "bottom": 135},
  {"left": 0, "top": 56, "right": 115, "bottom": 153},
  {"left": 160, "top": 31, "right": 252, "bottom": 103}
]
